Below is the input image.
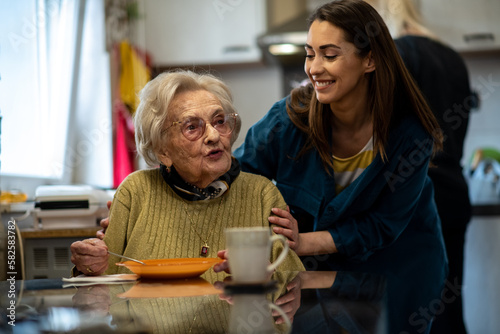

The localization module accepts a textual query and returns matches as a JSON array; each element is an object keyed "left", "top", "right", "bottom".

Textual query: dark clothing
[
  {"left": 395, "top": 35, "right": 472, "bottom": 334},
  {"left": 395, "top": 35, "right": 472, "bottom": 230}
]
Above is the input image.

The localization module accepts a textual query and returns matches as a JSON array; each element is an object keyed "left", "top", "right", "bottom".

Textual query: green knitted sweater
[{"left": 104, "top": 168, "right": 305, "bottom": 274}]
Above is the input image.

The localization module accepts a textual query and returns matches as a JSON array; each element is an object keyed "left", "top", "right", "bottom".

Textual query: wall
[
  {"left": 132, "top": 0, "right": 285, "bottom": 156},
  {"left": 462, "top": 55, "right": 500, "bottom": 166},
  {"left": 216, "top": 66, "right": 284, "bottom": 151},
  {"left": 267, "top": 0, "right": 305, "bottom": 28}
]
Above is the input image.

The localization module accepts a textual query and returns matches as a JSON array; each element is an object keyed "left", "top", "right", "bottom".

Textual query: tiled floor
[{"left": 463, "top": 215, "right": 500, "bottom": 333}]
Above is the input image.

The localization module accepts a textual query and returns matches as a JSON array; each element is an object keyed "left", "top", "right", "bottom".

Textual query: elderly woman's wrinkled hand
[
  {"left": 269, "top": 206, "right": 300, "bottom": 251},
  {"left": 70, "top": 238, "right": 109, "bottom": 276}
]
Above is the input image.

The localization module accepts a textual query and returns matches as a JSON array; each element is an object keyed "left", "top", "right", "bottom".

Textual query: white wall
[
  {"left": 462, "top": 56, "right": 500, "bottom": 166},
  {"left": 215, "top": 65, "right": 284, "bottom": 151}
]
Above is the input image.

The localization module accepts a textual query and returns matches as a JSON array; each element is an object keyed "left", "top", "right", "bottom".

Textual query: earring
[{"left": 166, "top": 165, "right": 171, "bottom": 173}]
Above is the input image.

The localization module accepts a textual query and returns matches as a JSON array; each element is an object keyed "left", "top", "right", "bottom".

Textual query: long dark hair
[{"left": 287, "top": 0, "right": 442, "bottom": 170}]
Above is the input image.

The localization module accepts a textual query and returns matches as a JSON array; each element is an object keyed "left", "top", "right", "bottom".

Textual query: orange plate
[
  {"left": 116, "top": 258, "right": 223, "bottom": 279},
  {"left": 117, "top": 277, "right": 219, "bottom": 298}
]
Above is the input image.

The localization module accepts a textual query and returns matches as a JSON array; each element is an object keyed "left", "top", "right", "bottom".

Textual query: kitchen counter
[
  {"left": 472, "top": 203, "right": 500, "bottom": 216},
  {"left": 20, "top": 227, "right": 100, "bottom": 239}
]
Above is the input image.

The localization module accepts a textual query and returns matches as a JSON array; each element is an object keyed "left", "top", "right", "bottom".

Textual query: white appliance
[{"left": 33, "top": 185, "right": 113, "bottom": 229}]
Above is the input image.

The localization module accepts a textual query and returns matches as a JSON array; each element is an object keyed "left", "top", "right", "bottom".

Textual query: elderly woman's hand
[
  {"left": 268, "top": 206, "right": 301, "bottom": 252},
  {"left": 70, "top": 238, "right": 108, "bottom": 276}
]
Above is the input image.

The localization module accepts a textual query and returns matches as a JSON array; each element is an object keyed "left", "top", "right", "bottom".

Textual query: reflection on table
[{"left": 0, "top": 254, "right": 444, "bottom": 334}]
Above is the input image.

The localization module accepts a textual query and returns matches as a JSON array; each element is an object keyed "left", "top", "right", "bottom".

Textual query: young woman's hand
[
  {"left": 268, "top": 206, "right": 301, "bottom": 252},
  {"left": 96, "top": 201, "right": 111, "bottom": 240}
]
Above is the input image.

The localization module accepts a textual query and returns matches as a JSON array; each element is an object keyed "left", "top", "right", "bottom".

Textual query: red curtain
[{"left": 111, "top": 41, "right": 152, "bottom": 188}]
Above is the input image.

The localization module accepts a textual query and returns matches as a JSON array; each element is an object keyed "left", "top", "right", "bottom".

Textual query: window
[
  {"left": 0, "top": 0, "right": 80, "bottom": 179},
  {"left": 0, "top": 0, "right": 112, "bottom": 197}
]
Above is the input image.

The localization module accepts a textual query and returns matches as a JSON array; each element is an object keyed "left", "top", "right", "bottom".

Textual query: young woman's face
[
  {"left": 160, "top": 89, "right": 233, "bottom": 188},
  {"left": 305, "top": 20, "right": 375, "bottom": 106}
]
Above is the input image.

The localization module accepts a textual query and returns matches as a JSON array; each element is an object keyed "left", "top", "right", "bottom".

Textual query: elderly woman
[{"left": 70, "top": 70, "right": 304, "bottom": 276}]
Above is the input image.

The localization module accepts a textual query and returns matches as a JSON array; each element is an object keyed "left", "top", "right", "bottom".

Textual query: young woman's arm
[
  {"left": 270, "top": 208, "right": 337, "bottom": 256},
  {"left": 296, "top": 231, "right": 337, "bottom": 256}
]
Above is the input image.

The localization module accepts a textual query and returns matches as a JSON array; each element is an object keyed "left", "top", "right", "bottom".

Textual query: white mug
[{"left": 225, "top": 227, "right": 289, "bottom": 284}]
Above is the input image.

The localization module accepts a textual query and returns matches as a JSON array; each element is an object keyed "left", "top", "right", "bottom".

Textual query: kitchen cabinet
[
  {"left": 143, "top": 0, "right": 266, "bottom": 66},
  {"left": 420, "top": 0, "right": 500, "bottom": 52}
]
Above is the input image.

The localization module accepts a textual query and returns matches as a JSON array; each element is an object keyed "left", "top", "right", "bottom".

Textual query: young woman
[{"left": 234, "top": 0, "right": 445, "bottom": 268}]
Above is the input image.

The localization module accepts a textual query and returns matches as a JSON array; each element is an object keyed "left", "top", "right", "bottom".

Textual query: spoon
[{"left": 107, "top": 250, "right": 146, "bottom": 265}]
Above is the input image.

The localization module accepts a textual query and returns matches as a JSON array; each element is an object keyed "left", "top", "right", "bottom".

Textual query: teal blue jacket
[{"left": 234, "top": 97, "right": 446, "bottom": 263}]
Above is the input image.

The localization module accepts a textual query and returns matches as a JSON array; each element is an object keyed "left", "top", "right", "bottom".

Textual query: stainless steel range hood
[
  {"left": 257, "top": 11, "right": 309, "bottom": 66},
  {"left": 258, "top": 0, "right": 332, "bottom": 66}
]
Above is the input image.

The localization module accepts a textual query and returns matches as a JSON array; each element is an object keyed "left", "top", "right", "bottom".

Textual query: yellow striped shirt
[{"left": 333, "top": 137, "right": 374, "bottom": 194}]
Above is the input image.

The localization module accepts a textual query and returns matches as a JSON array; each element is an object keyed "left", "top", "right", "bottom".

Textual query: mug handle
[
  {"left": 267, "top": 234, "right": 289, "bottom": 273},
  {"left": 269, "top": 303, "right": 292, "bottom": 334}
]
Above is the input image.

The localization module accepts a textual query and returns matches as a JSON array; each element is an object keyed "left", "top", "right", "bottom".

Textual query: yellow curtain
[{"left": 119, "top": 41, "right": 150, "bottom": 113}]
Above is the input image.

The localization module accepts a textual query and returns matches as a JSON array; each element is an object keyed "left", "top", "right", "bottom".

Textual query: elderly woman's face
[{"left": 160, "top": 89, "right": 233, "bottom": 188}]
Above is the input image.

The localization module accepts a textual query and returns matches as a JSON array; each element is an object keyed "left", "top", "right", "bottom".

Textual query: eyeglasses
[{"left": 164, "top": 113, "right": 238, "bottom": 141}]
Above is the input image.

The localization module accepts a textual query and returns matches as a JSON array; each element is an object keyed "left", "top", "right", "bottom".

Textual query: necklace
[{"left": 183, "top": 196, "right": 224, "bottom": 257}]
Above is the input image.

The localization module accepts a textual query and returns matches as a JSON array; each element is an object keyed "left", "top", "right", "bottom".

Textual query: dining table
[{"left": 1, "top": 230, "right": 446, "bottom": 333}]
